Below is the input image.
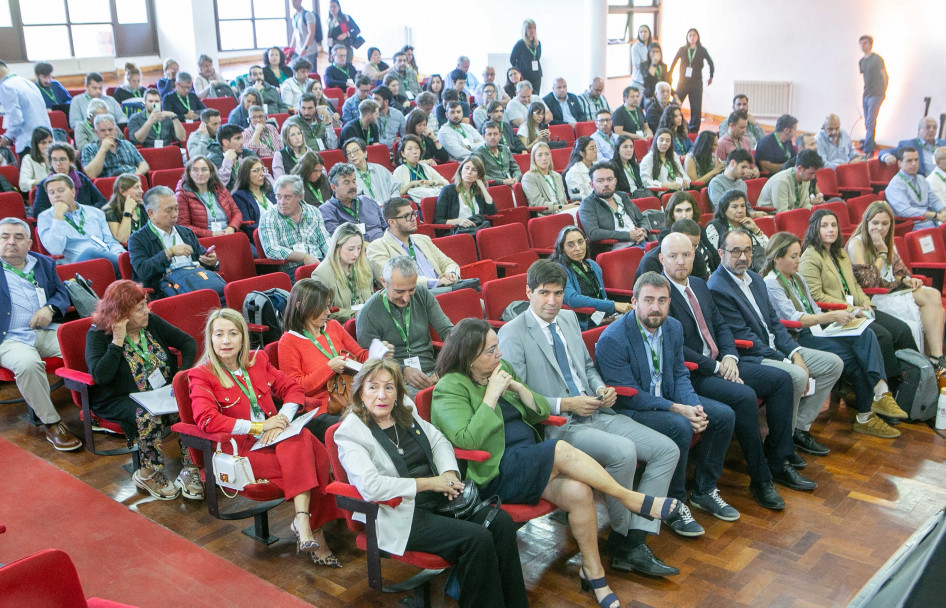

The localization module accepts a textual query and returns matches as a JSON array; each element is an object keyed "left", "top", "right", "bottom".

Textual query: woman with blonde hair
[
  {"left": 102, "top": 173, "right": 146, "bottom": 244},
  {"left": 847, "top": 200, "right": 945, "bottom": 369},
  {"left": 510, "top": 18, "right": 542, "bottom": 91},
  {"left": 188, "top": 308, "right": 342, "bottom": 567},
  {"left": 521, "top": 141, "right": 576, "bottom": 216},
  {"left": 433, "top": 156, "right": 497, "bottom": 231},
  {"left": 113, "top": 63, "right": 145, "bottom": 106},
  {"left": 312, "top": 222, "right": 380, "bottom": 321}
]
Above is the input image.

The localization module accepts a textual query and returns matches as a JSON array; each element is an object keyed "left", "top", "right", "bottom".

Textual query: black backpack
[{"left": 242, "top": 288, "right": 290, "bottom": 348}]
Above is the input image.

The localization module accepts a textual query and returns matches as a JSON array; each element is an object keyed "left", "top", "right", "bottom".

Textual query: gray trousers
[
  {"left": 547, "top": 411, "right": 679, "bottom": 535},
  {"left": 0, "top": 329, "right": 62, "bottom": 424},
  {"left": 761, "top": 347, "right": 844, "bottom": 432}
]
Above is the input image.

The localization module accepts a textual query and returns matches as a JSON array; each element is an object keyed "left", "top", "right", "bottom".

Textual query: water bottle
[{"left": 936, "top": 388, "right": 946, "bottom": 430}]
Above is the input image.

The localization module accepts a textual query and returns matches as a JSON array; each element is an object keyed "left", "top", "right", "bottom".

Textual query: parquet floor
[{"left": 2, "top": 380, "right": 944, "bottom": 607}]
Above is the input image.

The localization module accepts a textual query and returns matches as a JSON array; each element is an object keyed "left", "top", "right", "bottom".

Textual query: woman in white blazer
[{"left": 334, "top": 359, "right": 529, "bottom": 608}]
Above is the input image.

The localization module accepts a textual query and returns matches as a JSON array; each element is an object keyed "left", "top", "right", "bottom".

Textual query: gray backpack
[
  {"left": 63, "top": 273, "right": 100, "bottom": 318},
  {"left": 242, "top": 288, "right": 290, "bottom": 348},
  {"left": 894, "top": 349, "right": 938, "bottom": 421}
]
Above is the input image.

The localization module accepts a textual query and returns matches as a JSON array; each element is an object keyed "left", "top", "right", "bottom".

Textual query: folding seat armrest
[
  {"left": 254, "top": 258, "right": 285, "bottom": 267},
  {"left": 247, "top": 323, "right": 269, "bottom": 333},
  {"left": 604, "top": 287, "right": 634, "bottom": 298},
  {"left": 326, "top": 480, "right": 402, "bottom": 508},
  {"left": 862, "top": 287, "right": 889, "bottom": 296},
  {"left": 684, "top": 361, "right": 698, "bottom": 371},
  {"left": 55, "top": 368, "right": 94, "bottom": 386},
  {"left": 169, "top": 422, "right": 233, "bottom": 445},
  {"left": 780, "top": 319, "right": 802, "bottom": 329},
  {"left": 910, "top": 262, "right": 946, "bottom": 269},
  {"left": 733, "top": 339, "right": 753, "bottom": 349},
  {"left": 541, "top": 415, "right": 567, "bottom": 426},
  {"left": 613, "top": 386, "right": 638, "bottom": 398},
  {"left": 816, "top": 301, "right": 848, "bottom": 310},
  {"left": 454, "top": 448, "right": 490, "bottom": 462}
]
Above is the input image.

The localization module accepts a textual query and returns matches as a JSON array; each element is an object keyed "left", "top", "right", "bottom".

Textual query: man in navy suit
[
  {"left": 0, "top": 217, "right": 81, "bottom": 451},
  {"left": 542, "top": 78, "right": 586, "bottom": 125},
  {"left": 597, "top": 272, "right": 736, "bottom": 537},
  {"left": 880, "top": 117, "right": 946, "bottom": 177},
  {"left": 707, "top": 228, "right": 842, "bottom": 460},
  {"left": 660, "top": 233, "right": 811, "bottom": 511}
]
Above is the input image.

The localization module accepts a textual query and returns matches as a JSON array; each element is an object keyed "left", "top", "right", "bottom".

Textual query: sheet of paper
[
  {"left": 813, "top": 316, "right": 873, "bottom": 338},
  {"left": 919, "top": 235, "right": 935, "bottom": 254},
  {"left": 368, "top": 338, "right": 389, "bottom": 360},
  {"left": 250, "top": 409, "right": 318, "bottom": 451},
  {"left": 130, "top": 385, "right": 178, "bottom": 416},
  {"left": 803, "top": 377, "right": 816, "bottom": 397}
]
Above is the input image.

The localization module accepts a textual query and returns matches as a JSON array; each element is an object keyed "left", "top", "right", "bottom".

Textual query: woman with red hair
[{"left": 87, "top": 280, "right": 199, "bottom": 500}]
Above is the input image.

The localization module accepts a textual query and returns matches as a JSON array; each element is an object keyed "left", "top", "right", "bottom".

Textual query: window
[
  {"left": 215, "top": 0, "right": 293, "bottom": 52},
  {"left": 0, "top": 0, "right": 157, "bottom": 61},
  {"left": 607, "top": 1, "right": 661, "bottom": 77}
]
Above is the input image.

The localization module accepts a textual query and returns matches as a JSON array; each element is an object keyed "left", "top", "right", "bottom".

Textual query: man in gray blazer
[{"left": 497, "top": 259, "right": 681, "bottom": 577}]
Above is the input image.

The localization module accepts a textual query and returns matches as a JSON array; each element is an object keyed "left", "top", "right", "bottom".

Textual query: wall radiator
[{"left": 733, "top": 81, "right": 793, "bottom": 117}]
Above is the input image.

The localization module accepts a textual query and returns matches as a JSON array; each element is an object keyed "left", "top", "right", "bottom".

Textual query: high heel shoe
[
  {"left": 637, "top": 494, "right": 682, "bottom": 522},
  {"left": 579, "top": 567, "right": 620, "bottom": 608},
  {"left": 290, "top": 511, "right": 320, "bottom": 554},
  {"left": 309, "top": 528, "right": 342, "bottom": 568}
]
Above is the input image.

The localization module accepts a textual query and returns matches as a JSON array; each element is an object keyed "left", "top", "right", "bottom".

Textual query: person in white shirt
[
  {"left": 815, "top": 114, "right": 866, "bottom": 169},
  {"left": 926, "top": 147, "right": 946, "bottom": 205},
  {"left": 505, "top": 81, "right": 540, "bottom": 128},
  {"left": 437, "top": 101, "right": 484, "bottom": 161},
  {"left": 640, "top": 128, "right": 689, "bottom": 191},
  {"left": 564, "top": 136, "right": 598, "bottom": 202},
  {"left": 280, "top": 58, "right": 315, "bottom": 111},
  {"left": 590, "top": 109, "right": 620, "bottom": 162}
]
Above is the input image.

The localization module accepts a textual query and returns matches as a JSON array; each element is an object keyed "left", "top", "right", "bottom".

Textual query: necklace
[{"left": 389, "top": 425, "right": 403, "bottom": 454}]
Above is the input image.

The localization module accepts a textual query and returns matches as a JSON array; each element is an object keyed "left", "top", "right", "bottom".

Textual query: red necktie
[{"left": 685, "top": 285, "right": 719, "bottom": 361}]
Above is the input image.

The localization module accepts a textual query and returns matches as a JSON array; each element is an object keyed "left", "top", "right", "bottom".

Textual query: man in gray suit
[{"left": 497, "top": 259, "right": 681, "bottom": 576}]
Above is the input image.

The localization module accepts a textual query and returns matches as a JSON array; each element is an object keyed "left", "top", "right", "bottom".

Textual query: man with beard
[
  {"left": 437, "top": 101, "right": 484, "bottom": 161},
  {"left": 596, "top": 271, "right": 736, "bottom": 538},
  {"left": 318, "top": 163, "right": 386, "bottom": 241},
  {"left": 286, "top": 93, "right": 340, "bottom": 152}
]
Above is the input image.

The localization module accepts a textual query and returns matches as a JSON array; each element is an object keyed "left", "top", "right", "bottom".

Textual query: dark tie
[
  {"left": 685, "top": 285, "right": 719, "bottom": 361},
  {"left": 548, "top": 322, "right": 580, "bottom": 396}
]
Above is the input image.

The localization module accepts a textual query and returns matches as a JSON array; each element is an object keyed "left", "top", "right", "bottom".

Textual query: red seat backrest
[
  {"left": 432, "top": 162, "right": 459, "bottom": 182},
  {"left": 0, "top": 549, "right": 89, "bottom": 608},
  {"left": 895, "top": 236, "right": 910, "bottom": 267},
  {"left": 836, "top": 163, "right": 871, "bottom": 189},
  {"left": 597, "top": 246, "right": 644, "bottom": 290},
  {"left": 431, "top": 233, "right": 479, "bottom": 266},
  {"left": 47, "top": 110, "right": 69, "bottom": 132},
  {"left": 698, "top": 188, "right": 713, "bottom": 215},
  {"left": 476, "top": 222, "right": 530, "bottom": 260},
  {"left": 198, "top": 232, "right": 256, "bottom": 283},
  {"left": 323, "top": 88, "right": 345, "bottom": 108},
  {"left": 487, "top": 184, "right": 515, "bottom": 211},
  {"left": 0, "top": 165, "right": 19, "bottom": 189},
  {"left": 548, "top": 124, "right": 575, "bottom": 146},
  {"left": 171, "top": 370, "right": 204, "bottom": 466},
  {"left": 324, "top": 422, "right": 365, "bottom": 533},
  {"left": 92, "top": 177, "right": 117, "bottom": 199},
  {"left": 774, "top": 208, "right": 811, "bottom": 238},
  {"left": 551, "top": 148, "right": 570, "bottom": 172},
  {"left": 366, "top": 144, "right": 392, "bottom": 170},
  {"left": 57, "top": 318, "right": 94, "bottom": 409},
  {"left": 264, "top": 341, "right": 280, "bottom": 368},
  {"left": 435, "top": 288, "right": 485, "bottom": 325},
  {"left": 319, "top": 149, "right": 347, "bottom": 172},
  {"left": 419, "top": 196, "right": 439, "bottom": 226},
  {"left": 482, "top": 274, "right": 527, "bottom": 320},
  {"left": 512, "top": 182, "right": 528, "bottom": 206},
  {"left": 139, "top": 146, "right": 184, "bottom": 172},
  {"left": 223, "top": 272, "right": 292, "bottom": 312},
  {"left": 755, "top": 216, "right": 776, "bottom": 237},
  {"left": 203, "top": 96, "right": 237, "bottom": 117},
  {"left": 633, "top": 196, "right": 661, "bottom": 212},
  {"left": 811, "top": 200, "right": 851, "bottom": 230},
  {"left": 846, "top": 194, "right": 879, "bottom": 225},
  {"left": 574, "top": 121, "right": 595, "bottom": 138},
  {"left": 149, "top": 289, "right": 220, "bottom": 354},
  {"left": 414, "top": 386, "right": 434, "bottom": 421},
  {"left": 745, "top": 177, "right": 767, "bottom": 205},
  {"left": 581, "top": 325, "right": 606, "bottom": 362},
  {"left": 527, "top": 213, "right": 574, "bottom": 250},
  {"left": 0, "top": 191, "right": 27, "bottom": 221},
  {"left": 512, "top": 154, "right": 530, "bottom": 176},
  {"left": 699, "top": 212, "right": 714, "bottom": 227},
  {"left": 149, "top": 168, "right": 185, "bottom": 190},
  {"left": 633, "top": 139, "right": 649, "bottom": 162},
  {"left": 868, "top": 158, "right": 898, "bottom": 185},
  {"left": 815, "top": 168, "right": 840, "bottom": 197},
  {"left": 56, "top": 258, "right": 117, "bottom": 298},
  {"left": 294, "top": 262, "right": 319, "bottom": 282},
  {"left": 118, "top": 251, "right": 133, "bottom": 281},
  {"left": 269, "top": 113, "right": 290, "bottom": 129},
  {"left": 905, "top": 228, "right": 945, "bottom": 265}
]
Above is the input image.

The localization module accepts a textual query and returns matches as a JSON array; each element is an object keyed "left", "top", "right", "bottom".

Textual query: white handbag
[{"left": 212, "top": 438, "right": 256, "bottom": 497}]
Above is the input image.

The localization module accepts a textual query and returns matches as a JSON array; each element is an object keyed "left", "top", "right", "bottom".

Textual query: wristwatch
[{"left": 123, "top": 211, "right": 133, "bottom": 218}]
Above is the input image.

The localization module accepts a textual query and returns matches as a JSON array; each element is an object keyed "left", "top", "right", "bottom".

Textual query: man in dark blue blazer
[
  {"left": 127, "top": 186, "right": 219, "bottom": 296},
  {"left": 542, "top": 78, "right": 586, "bottom": 125},
  {"left": 0, "top": 217, "right": 81, "bottom": 451},
  {"left": 660, "top": 233, "right": 809, "bottom": 510},
  {"left": 707, "top": 229, "right": 843, "bottom": 460},
  {"left": 879, "top": 117, "right": 946, "bottom": 177},
  {"left": 596, "top": 271, "right": 736, "bottom": 537}
]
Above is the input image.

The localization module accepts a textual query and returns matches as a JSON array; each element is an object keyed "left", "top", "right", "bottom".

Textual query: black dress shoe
[
  {"left": 749, "top": 481, "right": 785, "bottom": 511},
  {"left": 792, "top": 429, "right": 830, "bottom": 456},
  {"left": 771, "top": 463, "right": 818, "bottom": 491},
  {"left": 611, "top": 542, "right": 680, "bottom": 577},
  {"left": 787, "top": 451, "right": 807, "bottom": 469}
]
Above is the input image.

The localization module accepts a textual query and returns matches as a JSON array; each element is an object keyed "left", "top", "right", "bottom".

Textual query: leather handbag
[
  {"left": 212, "top": 438, "right": 256, "bottom": 497},
  {"left": 437, "top": 479, "right": 502, "bottom": 526},
  {"left": 325, "top": 371, "right": 355, "bottom": 415}
]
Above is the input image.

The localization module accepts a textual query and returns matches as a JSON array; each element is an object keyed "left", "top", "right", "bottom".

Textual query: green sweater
[{"left": 431, "top": 360, "right": 550, "bottom": 486}]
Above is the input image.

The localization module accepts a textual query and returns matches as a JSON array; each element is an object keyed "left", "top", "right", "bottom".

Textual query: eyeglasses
[
  {"left": 723, "top": 247, "right": 753, "bottom": 258},
  {"left": 394, "top": 211, "right": 418, "bottom": 221}
]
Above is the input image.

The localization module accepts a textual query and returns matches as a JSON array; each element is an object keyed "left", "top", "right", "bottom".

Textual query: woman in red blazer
[
  {"left": 188, "top": 308, "right": 342, "bottom": 568},
  {"left": 174, "top": 156, "right": 243, "bottom": 238}
]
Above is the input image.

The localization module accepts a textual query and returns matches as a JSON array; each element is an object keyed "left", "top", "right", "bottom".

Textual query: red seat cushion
[
  {"left": 501, "top": 499, "right": 556, "bottom": 522},
  {"left": 355, "top": 533, "right": 452, "bottom": 569}
]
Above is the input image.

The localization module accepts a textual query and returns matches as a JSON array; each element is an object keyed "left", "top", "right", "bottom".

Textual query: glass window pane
[
  {"left": 606, "top": 13, "right": 629, "bottom": 40},
  {"left": 219, "top": 20, "right": 254, "bottom": 51},
  {"left": 71, "top": 23, "right": 115, "bottom": 57},
  {"left": 20, "top": 0, "right": 66, "bottom": 25},
  {"left": 0, "top": 3, "right": 12, "bottom": 28},
  {"left": 253, "top": 0, "right": 286, "bottom": 19},
  {"left": 634, "top": 13, "right": 655, "bottom": 40},
  {"left": 217, "top": 0, "right": 252, "bottom": 20},
  {"left": 67, "top": 0, "right": 111, "bottom": 24},
  {"left": 116, "top": 0, "right": 148, "bottom": 24},
  {"left": 255, "top": 20, "right": 288, "bottom": 50},
  {"left": 24, "top": 25, "right": 71, "bottom": 60}
]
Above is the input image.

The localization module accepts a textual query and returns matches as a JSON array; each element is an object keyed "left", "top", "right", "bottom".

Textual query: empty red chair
[
  {"left": 487, "top": 184, "right": 531, "bottom": 227},
  {"left": 551, "top": 147, "right": 570, "bottom": 172},
  {"left": 846, "top": 193, "right": 879, "bottom": 225},
  {"left": 319, "top": 148, "right": 347, "bottom": 171},
  {"left": 431, "top": 233, "right": 498, "bottom": 284},
  {"left": 202, "top": 96, "right": 237, "bottom": 116},
  {"left": 596, "top": 247, "right": 643, "bottom": 298},
  {"left": 574, "top": 121, "right": 596, "bottom": 138},
  {"left": 745, "top": 177, "right": 767, "bottom": 205},
  {"left": 269, "top": 112, "right": 290, "bottom": 128},
  {"left": 475, "top": 223, "right": 540, "bottom": 275},
  {"left": 149, "top": 168, "right": 184, "bottom": 190},
  {"left": 754, "top": 215, "right": 776, "bottom": 237},
  {"left": 0, "top": 190, "right": 28, "bottom": 221},
  {"left": 633, "top": 196, "right": 661, "bottom": 212},
  {"left": 418, "top": 197, "right": 453, "bottom": 234},
  {"left": 548, "top": 123, "right": 576, "bottom": 147},
  {"left": 512, "top": 154, "right": 530, "bottom": 175},
  {"left": 366, "top": 143, "right": 392, "bottom": 170},
  {"left": 528, "top": 213, "right": 575, "bottom": 255},
  {"left": 0, "top": 165, "right": 19, "bottom": 190},
  {"left": 139, "top": 146, "right": 183, "bottom": 172},
  {"left": 47, "top": 109, "right": 69, "bottom": 132},
  {"left": 197, "top": 232, "right": 259, "bottom": 283},
  {"left": 322, "top": 87, "right": 345, "bottom": 109},
  {"left": 294, "top": 262, "right": 319, "bottom": 282},
  {"left": 56, "top": 258, "right": 117, "bottom": 298},
  {"left": 904, "top": 228, "right": 946, "bottom": 287},
  {"left": 148, "top": 289, "right": 220, "bottom": 353},
  {"left": 432, "top": 161, "right": 459, "bottom": 182},
  {"left": 92, "top": 177, "right": 117, "bottom": 199},
  {"left": 835, "top": 163, "right": 874, "bottom": 196},
  {"left": 815, "top": 168, "right": 843, "bottom": 200},
  {"left": 868, "top": 158, "right": 898, "bottom": 188},
  {"left": 483, "top": 273, "right": 528, "bottom": 321},
  {"left": 774, "top": 208, "right": 811, "bottom": 238}
]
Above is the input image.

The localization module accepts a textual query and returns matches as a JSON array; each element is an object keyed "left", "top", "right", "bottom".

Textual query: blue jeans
[
  {"left": 75, "top": 247, "right": 120, "bottom": 277},
  {"left": 862, "top": 95, "right": 884, "bottom": 154}
]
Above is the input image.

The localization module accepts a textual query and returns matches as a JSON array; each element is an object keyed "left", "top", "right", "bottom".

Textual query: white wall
[{"left": 659, "top": 0, "right": 946, "bottom": 145}]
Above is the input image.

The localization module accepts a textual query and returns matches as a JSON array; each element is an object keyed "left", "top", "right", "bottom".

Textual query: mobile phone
[
  {"left": 539, "top": 122, "right": 549, "bottom": 131},
  {"left": 204, "top": 245, "right": 216, "bottom": 254}
]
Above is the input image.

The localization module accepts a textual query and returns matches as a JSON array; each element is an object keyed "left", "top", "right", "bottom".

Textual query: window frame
[{"left": 213, "top": 0, "right": 294, "bottom": 53}]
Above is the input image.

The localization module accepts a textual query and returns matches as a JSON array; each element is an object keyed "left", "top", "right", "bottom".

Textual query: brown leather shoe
[{"left": 45, "top": 422, "right": 82, "bottom": 451}]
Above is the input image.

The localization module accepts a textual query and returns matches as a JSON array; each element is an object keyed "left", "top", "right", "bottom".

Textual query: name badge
[
  {"left": 316, "top": 138, "right": 325, "bottom": 150},
  {"left": 531, "top": 60, "right": 539, "bottom": 71},
  {"left": 210, "top": 221, "right": 225, "bottom": 232},
  {"left": 356, "top": 223, "right": 366, "bottom": 234},
  {"left": 845, "top": 294, "right": 855, "bottom": 306},
  {"left": 590, "top": 310, "right": 606, "bottom": 325},
  {"left": 635, "top": 130, "right": 644, "bottom": 137},
  {"left": 405, "top": 91, "right": 414, "bottom": 100},
  {"left": 461, "top": 138, "right": 472, "bottom": 147},
  {"left": 292, "top": 243, "right": 307, "bottom": 253},
  {"left": 351, "top": 303, "right": 365, "bottom": 312},
  {"left": 89, "top": 235, "right": 108, "bottom": 249},
  {"left": 35, "top": 287, "right": 47, "bottom": 307},
  {"left": 346, "top": 79, "right": 355, "bottom": 88},
  {"left": 263, "top": 104, "right": 270, "bottom": 115},
  {"left": 185, "top": 119, "right": 195, "bottom": 124},
  {"left": 685, "top": 67, "right": 693, "bottom": 78},
  {"left": 404, "top": 356, "right": 422, "bottom": 371},
  {"left": 148, "top": 368, "right": 167, "bottom": 390},
  {"left": 653, "top": 377, "right": 662, "bottom": 397}
]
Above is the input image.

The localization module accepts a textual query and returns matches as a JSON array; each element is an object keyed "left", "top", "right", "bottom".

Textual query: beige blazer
[
  {"left": 798, "top": 246, "right": 871, "bottom": 310},
  {"left": 366, "top": 230, "right": 461, "bottom": 287},
  {"left": 311, "top": 259, "right": 381, "bottom": 322}
]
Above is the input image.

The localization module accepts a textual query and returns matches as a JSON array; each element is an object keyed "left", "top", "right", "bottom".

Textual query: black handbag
[{"left": 437, "top": 479, "right": 502, "bottom": 526}]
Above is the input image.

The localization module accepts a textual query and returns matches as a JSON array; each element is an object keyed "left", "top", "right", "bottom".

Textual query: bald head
[
  {"left": 587, "top": 77, "right": 605, "bottom": 99},
  {"left": 659, "top": 232, "right": 696, "bottom": 284},
  {"left": 553, "top": 78, "right": 568, "bottom": 100},
  {"left": 823, "top": 114, "right": 841, "bottom": 140},
  {"left": 919, "top": 117, "right": 938, "bottom": 144}
]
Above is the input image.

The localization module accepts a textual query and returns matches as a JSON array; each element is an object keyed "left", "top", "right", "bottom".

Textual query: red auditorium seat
[
  {"left": 148, "top": 289, "right": 220, "bottom": 353},
  {"left": 475, "top": 223, "right": 540, "bottom": 276}
]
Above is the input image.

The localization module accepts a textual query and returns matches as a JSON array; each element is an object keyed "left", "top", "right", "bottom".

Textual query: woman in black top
[
  {"left": 669, "top": 28, "right": 715, "bottom": 133},
  {"left": 232, "top": 158, "right": 276, "bottom": 230},
  {"left": 291, "top": 151, "right": 332, "bottom": 207},
  {"left": 86, "top": 280, "right": 199, "bottom": 501},
  {"left": 503, "top": 67, "right": 521, "bottom": 100},
  {"left": 405, "top": 108, "right": 449, "bottom": 164},
  {"left": 434, "top": 156, "right": 497, "bottom": 230},
  {"left": 32, "top": 143, "right": 107, "bottom": 216},
  {"left": 610, "top": 134, "right": 650, "bottom": 198},
  {"left": 684, "top": 130, "right": 725, "bottom": 184},
  {"left": 509, "top": 19, "right": 542, "bottom": 92},
  {"left": 424, "top": 74, "right": 444, "bottom": 102},
  {"left": 113, "top": 63, "right": 146, "bottom": 107},
  {"left": 640, "top": 43, "right": 672, "bottom": 104},
  {"left": 657, "top": 104, "right": 692, "bottom": 155},
  {"left": 326, "top": 0, "right": 361, "bottom": 50},
  {"left": 262, "top": 47, "right": 292, "bottom": 87},
  {"left": 102, "top": 173, "right": 146, "bottom": 245}
]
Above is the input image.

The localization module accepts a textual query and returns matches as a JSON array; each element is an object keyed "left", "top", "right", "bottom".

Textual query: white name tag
[
  {"left": 153, "top": 139, "right": 164, "bottom": 149},
  {"left": 685, "top": 67, "right": 693, "bottom": 78},
  {"left": 919, "top": 235, "right": 935, "bottom": 254},
  {"left": 185, "top": 119, "right": 195, "bottom": 124},
  {"left": 461, "top": 138, "right": 472, "bottom": 147},
  {"left": 148, "top": 368, "right": 167, "bottom": 390},
  {"left": 35, "top": 287, "right": 47, "bottom": 307},
  {"left": 531, "top": 60, "right": 539, "bottom": 71},
  {"left": 345, "top": 358, "right": 363, "bottom": 373},
  {"left": 346, "top": 79, "right": 355, "bottom": 88},
  {"left": 263, "top": 104, "right": 270, "bottom": 115},
  {"left": 356, "top": 223, "right": 366, "bottom": 234},
  {"left": 404, "top": 356, "right": 422, "bottom": 371},
  {"left": 405, "top": 91, "right": 414, "bottom": 100},
  {"left": 292, "top": 243, "right": 307, "bottom": 253},
  {"left": 210, "top": 221, "right": 225, "bottom": 232},
  {"left": 591, "top": 310, "right": 606, "bottom": 325},
  {"left": 636, "top": 130, "right": 644, "bottom": 137},
  {"left": 89, "top": 235, "right": 108, "bottom": 249},
  {"left": 846, "top": 295, "right": 855, "bottom": 306},
  {"left": 316, "top": 138, "right": 325, "bottom": 150},
  {"left": 653, "top": 377, "right": 661, "bottom": 397},
  {"left": 351, "top": 303, "right": 365, "bottom": 312}
]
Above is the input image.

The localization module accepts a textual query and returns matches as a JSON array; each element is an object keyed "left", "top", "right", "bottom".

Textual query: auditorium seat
[
  {"left": 203, "top": 96, "right": 237, "bottom": 116},
  {"left": 475, "top": 223, "right": 540, "bottom": 276},
  {"left": 527, "top": 212, "right": 573, "bottom": 255},
  {"left": 139, "top": 146, "right": 184, "bottom": 172},
  {"left": 596, "top": 247, "right": 643, "bottom": 298},
  {"left": 148, "top": 289, "right": 220, "bottom": 353},
  {"left": 56, "top": 258, "right": 117, "bottom": 298}
]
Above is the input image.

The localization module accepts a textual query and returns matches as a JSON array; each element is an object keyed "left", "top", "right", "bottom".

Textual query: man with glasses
[
  {"left": 319, "top": 163, "right": 386, "bottom": 241},
  {"left": 324, "top": 45, "right": 358, "bottom": 91},
  {"left": 708, "top": 229, "right": 843, "bottom": 462},
  {"left": 578, "top": 162, "right": 654, "bottom": 251},
  {"left": 161, "top": 72, "right": 205, "bottom": 122},
  {"left": 590, "top": 109, "right": 620, "bottom": 162},
  {"left": 367, "top": 197, "right": 461, "bottom": 292},
  {"left": 815, "top": 114, "right": 866, "bottom": 169},
  {"left": 341, "top": 76, "right": 373, "bottom": 123},
  {"left": 343, "top": 137, "right": 399, "bottom": 203},
  {"left": 32, "top": 143, "right": 107, "bottom": 216},
  {"left": 880, "top": 117, "right": 946, "bottom": 177},
  {"left": 80, "top": 114, "right": 149, "bottom": 179},
  {"left": 257, "top": 175, "right": 330, "bottom": 277},
  {"left": 242, "top": 105, "right": 282, "bottom": 159},
  {"left": 474, "top": 66, "right": 510, "bottom": 107},
  {"left": 128, "top": 88, "right": 185, "bottom": 148}
]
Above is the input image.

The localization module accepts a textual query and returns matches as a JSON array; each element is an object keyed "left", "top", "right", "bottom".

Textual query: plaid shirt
[
  {"left": 242, "top": 123, "right": 282, "bottom": 158},
  {"left": 80, "top": 139, "right": 145, "bottom": 177},
  {"left": 258, "top": 204, "right": 329, "bottom": 271}
]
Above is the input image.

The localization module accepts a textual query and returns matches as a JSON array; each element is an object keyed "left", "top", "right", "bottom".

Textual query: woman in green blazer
[{"left": 431, "top": 318, "right": 680, "bottom": 608}]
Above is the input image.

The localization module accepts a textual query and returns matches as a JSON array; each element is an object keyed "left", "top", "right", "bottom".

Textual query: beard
[{"left": 640, "top": 312, "right": 666, "bottom": 330}]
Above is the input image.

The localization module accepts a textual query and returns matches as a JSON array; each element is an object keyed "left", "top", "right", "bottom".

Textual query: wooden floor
[{"left": 2, "top": 380, "right": 945, "bottom": 607}]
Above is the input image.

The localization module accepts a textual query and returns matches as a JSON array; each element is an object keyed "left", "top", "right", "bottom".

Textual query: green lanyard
[
  {"left": 408, "top": 164, "right": 425, "bottom": 182},
  {"left": 541, "top": 172, "right": 557, "bottom": 195},
  {"left": 673, "top": 137, "right": 686, "bottom": 155},
  {"left": 63, "top": 208, "right": 86, "bottom": 235},
  {"left": 626, "top": 108, "right": 641, "bottom": 131},
  {"left": 791, "top": 169, "right": 809, "bottom": 207},
  {"left": 2, "top": 261, "right": 37, "bottom": 285},
  {"left": 359, "top": 120, "right": 372, "bottom": 145},
  {"left": 302, "top": 328, "right": 339, "bottom": 359},
  {"left": 830, "top": 255, "right": 852, "bottom": 296},
  {"left": 198, "top": 191, "right": 218, "bottom": 220},
  {"left": 937, "top": 172, "right": 946, "bottom": 185},
  {"left": 345, "top": 268, "right": 358, "bottom": 305},
  {"left": 358, "top": 168, "right": 374, "bottom": 199},
  {"left": 450, "top": 124, "right": 467, "bottom": 140},
  {"left": 379, "top": 113, "right": 389, "bottom": 136},
  {"left": 775, "top": 135, "right": 790, "bottom": 160},
  {"left": 916, "top": 137, "right": 933, "bottom": 153},
  {"left": 569, "top": 261, "right": 605, "bottom": 299},
  {"left": 774, "top": 270, "right": 814, "bottom": 314},
  {"left": 404, "top": 238, "right": 417, "bottom": 261},
  {"left": 662, "top": 159, "right": 677, "bottom": 179},
  {"left": 623, "top": 164, "right": 639, "bottom": 188},
  {"left": 148, "top": 221, "right": 177, "bottom": 246},
  {"left": 459, "top": 186, "right": 477, "bottom": 216},
  {"left": 177, "top": 93, "right": 191, "bottom": 112},
  {"left": 486, "top": 146, "right": 506, "bottom": 172},
  {"left": 228, "top": 368, "right": 264, "bottom": 419},
  {"left": 341, "top": 198, "right": 360, "bottom": 220},
  {"left": 307, "top": 182, "right": 324, "bottom": 205},
  {"left": 686, "top": 47, "right": 696, "bottom": 65},
  {"left": 253, "top": 190, "right": 271, "bottom": 212},
  {"left": 527, "top": 42, "right": 538, "bottom": 60},
  {"left": 39, "top": 85, "right": 57, "bottom": 103},
  {"left": 382, "top": 296, "right": 412, "bottom": 355},
  {"left": 151, "top": 118, "right": 163, "bottom": 138},
  {"left": 125, "top": 330, "right": 153, "bottom": 368},
  {"left": 260, "top": 128, "right": 274, "bottom": 151},
  {"left": 634, "top": 314, "right": 662, "bottom": 377},
  {"left": 899, "top": 172, "right": 921, "bottom": 199}
]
